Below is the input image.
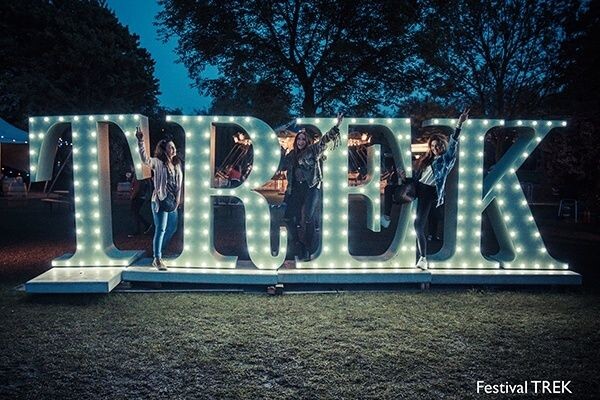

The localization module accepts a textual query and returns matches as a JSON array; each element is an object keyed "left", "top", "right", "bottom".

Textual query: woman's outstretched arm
[
  {"left": 308, "top": 113, "right": 344, "bottom": 158},
  {"left": 136, "top": 127, "right": 155, "bottom": 169},
  {"left": 445, "top": 108, "right": 470, "bottom": 162},
  {"left": 452, "top": 108, "right": 470, "bottom": 140}
]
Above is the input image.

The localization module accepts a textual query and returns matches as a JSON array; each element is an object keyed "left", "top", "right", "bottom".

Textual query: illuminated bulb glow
[{"left": 27, "top": 115, "right": 568, "bottom": 275}]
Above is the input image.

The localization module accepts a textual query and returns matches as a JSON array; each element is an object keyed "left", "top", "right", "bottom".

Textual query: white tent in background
[
  {"left": 0, "top": 117, "right": 28, "bottom": 144},
  {"left": 0, "top": 117, "right": 29, "bottom": 177}
]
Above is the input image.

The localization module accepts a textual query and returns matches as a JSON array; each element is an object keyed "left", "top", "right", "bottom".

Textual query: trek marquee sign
[{"left": 28, "top": 114, "right": 569, "bottom": 272}]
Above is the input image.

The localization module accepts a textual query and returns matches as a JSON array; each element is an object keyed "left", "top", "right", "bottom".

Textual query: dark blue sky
[{"left": 105, "top": 0, "right": 211, "bottom": 113}]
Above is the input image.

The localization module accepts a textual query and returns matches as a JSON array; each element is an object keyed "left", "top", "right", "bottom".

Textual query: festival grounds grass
[
  {"left": 1, "top": 287, "right": 599, "bottom": 399},
  {"left": 1, "top": 197, "right": 600, "bottom": 398}
]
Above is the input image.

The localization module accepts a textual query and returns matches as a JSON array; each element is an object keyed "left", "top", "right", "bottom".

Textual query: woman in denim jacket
[
  {"left": 382, "top": 109, "right": 469, "bottom": 270},
  {"left": 282, "top": 114, "right": 343, "bottom": 261}
]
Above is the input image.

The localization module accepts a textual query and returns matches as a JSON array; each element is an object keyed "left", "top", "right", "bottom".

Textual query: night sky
[{"left": 105, "top": 0, "right": 211, "bottom": 113}]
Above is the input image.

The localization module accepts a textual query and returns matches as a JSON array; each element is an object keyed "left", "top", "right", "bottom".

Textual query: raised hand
[
  {"left": 458, "top": 108, "right": 470, "bottom": 125},
  {"left": 335, "top": 113, "right": 344, "bottom": 127},
  {"left": 135, "top": 126, "right": 143, "bottom": 140}
]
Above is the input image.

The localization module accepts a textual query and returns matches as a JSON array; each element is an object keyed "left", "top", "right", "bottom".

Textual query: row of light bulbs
[{"left": 33, "top": 115, "right": 566, "bottom": 271}]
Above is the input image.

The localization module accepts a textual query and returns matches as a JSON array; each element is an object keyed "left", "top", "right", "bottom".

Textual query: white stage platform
[
  {"left": 122, "top": 266, "right": 278, "bottom": 285},
  {"left": 25, "top": 267, "right": 124, "bottom": 293},
  {"left": 430, "top": 269, "right": 582, "bottom": 285},
  {"left": 24, "top": 265, "right": 582, "bottom": 294},
  {"left": 120, "top": 257, "right": 278, "bottom": 285},
  {"left": 278, "top": 268, "right": 429, "bottom": 284}
]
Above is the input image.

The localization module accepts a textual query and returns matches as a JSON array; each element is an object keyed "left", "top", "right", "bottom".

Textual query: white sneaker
[
  {"left": 152, "top": 258, "right": 168, "bottom": 271},
  {"left": 416, "top": 256, "right": 428, "bottom": 270},
  {"left": 381, "top": 215, "right": 391, "bottom": 228}
]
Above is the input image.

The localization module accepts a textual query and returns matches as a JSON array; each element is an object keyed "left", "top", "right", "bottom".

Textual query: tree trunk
[
  {"left": 495, "top": 82, "right": 505, "bottom": 116},
  {"left": 301, "top": 83, "right": 316, "bottom": 117}
]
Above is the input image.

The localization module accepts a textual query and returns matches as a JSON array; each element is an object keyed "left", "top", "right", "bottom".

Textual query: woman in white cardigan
[{"left": 136, "top": 127, "right": 182, "bottom": 270}]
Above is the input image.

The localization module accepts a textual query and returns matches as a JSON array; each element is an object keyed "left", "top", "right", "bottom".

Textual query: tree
[
  {"left": 209, "top": 79, "right": 293, "bottom": 126},
  {"left": 157, "top": 0, "right": 422, "bottom": 118},
  {"left": 542, "top": 1, "right": 600, "bottom": 210},
  {"left": 414, "top": 0, "right": 575, "bottom": 118},
  {"left": 550, "top": 0, "right": 600, "bottom": 121},
  {"left": 0, "top": 0, "right": 160, "bottom": 129}
]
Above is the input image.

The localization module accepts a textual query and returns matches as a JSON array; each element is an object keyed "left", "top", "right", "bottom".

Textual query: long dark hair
[
  {"left": 154, "top": 139, "right": 181, "bottom": 166},
  {"left": 291, "top": 131, "right": 312, "bottom": 166},
  {"left": 417, "top": 133, "right": 448, "bottom": 173}
]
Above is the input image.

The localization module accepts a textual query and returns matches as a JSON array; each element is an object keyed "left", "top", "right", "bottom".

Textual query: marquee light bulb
[{"left": 27, "top": 114, "right": 571, "bottom": 274}]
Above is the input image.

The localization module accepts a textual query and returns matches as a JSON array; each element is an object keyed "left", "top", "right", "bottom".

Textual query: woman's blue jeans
[{"left": 151, "top": 202, "right": 178, "bottom": 259}]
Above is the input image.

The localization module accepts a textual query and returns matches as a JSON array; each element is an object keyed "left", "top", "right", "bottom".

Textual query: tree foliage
[
  {"left": 208, "top": 79, "right": 293, "bottom": 126},
  {"left": 550, "top": 0, "right": 600, "bottom": 121},
  {"left": 542, "top": 1, "right": 600, "bottom": 209},
  {"left": 157, "top": 0, "right": 422, "bottom": 118},
  {"left": 414, "top": 0, "right": 575, "bottom": 118},
  {"left": 0, "top": 0, "right": 160, "bottom": 128}
]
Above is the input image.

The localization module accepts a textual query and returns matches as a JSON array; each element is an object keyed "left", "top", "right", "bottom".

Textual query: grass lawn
[
  {"left": 1, "top": 198, "right": 599, "bottom": 398},
  {"left": 1, "top": 286, "right": 599, "bottom": 399}
]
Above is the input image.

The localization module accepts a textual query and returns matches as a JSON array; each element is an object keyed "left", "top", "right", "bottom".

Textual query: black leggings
[
  {"left": 284, "top": 181, "right": 321, "bottom": 256},
  {"left": 414, "top": 182, "right": 437, "bottom": 258},
  {"left": 383, "top": 184, "right": 395, "bottom": 216}
]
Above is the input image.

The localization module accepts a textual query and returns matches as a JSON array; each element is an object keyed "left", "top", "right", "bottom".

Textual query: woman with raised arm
[
  {"left": 282, "top": 114, "right": 343, "bottom": 261},
  {"left": 136, "top": 127, "right": 182, "bottom": 270},
  {"left": 381, "top": 109, "right": 469, "bottom": 270}
]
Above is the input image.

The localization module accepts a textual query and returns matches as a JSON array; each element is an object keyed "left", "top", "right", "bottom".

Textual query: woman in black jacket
[{"left": 282, "top": 114, "right": 343, "bottom": 261}]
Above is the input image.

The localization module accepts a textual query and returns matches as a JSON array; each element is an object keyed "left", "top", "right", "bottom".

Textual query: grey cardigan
[{"left": 137, "top": 140, "right": 183, "bottom": 207}]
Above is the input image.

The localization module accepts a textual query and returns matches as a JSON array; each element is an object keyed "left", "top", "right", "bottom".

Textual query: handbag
[
  {"left": 393, "top": 178, "right": 416, "bottom": 204},
  {"left": 158, "top": 191, "right": 177, "bottom": 212}
]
